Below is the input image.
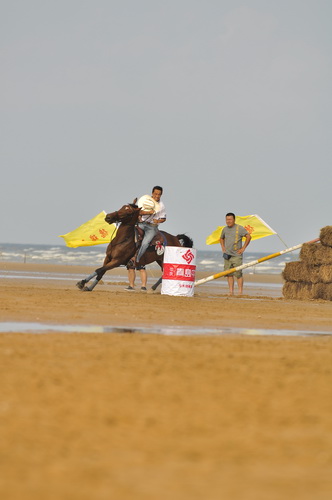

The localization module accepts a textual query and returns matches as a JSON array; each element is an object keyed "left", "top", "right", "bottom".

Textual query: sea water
[{"left": 0, "top": 242, "right": 298, "bottom": 274}]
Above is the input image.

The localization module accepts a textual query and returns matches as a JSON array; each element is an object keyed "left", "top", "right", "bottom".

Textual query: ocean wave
[{"left": 0, "top": 243, "right": 296, "bottom": 274}]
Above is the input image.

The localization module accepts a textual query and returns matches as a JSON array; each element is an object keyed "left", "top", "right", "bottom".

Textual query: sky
[{"left": 2, "top": 0, "right": 331, "bottom": 252}]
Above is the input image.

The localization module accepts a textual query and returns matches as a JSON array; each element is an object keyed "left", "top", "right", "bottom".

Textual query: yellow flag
[
  {"left": 59, "top": 211, "right": 118, "bottom": 248},
  {"left": 206, "top": 215, "right": 277, "bottom": 245}
]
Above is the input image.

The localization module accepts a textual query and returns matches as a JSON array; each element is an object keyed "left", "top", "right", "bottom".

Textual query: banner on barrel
[{"left": 161, "top": 246, "right": 197, "bottom": 297}]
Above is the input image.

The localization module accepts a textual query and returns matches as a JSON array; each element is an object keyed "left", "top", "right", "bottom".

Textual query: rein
[{"left": 107, "top": 205, "right": 138, "bottom": 255}]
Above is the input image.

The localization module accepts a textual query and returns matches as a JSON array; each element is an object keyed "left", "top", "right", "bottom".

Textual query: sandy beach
[
  {"left": 1, "top": 262, "right": 332, "bottom": 499},
  {"left": 1, "top": 262, "right": 332, "bottom": 332}
]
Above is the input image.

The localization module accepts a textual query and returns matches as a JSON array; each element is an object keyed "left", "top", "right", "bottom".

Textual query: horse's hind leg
[
  {"left": 151, "top": 259, "right": 163, "bottom": 290},
  {"left": 151, "top": 277, "right": 162, "bottom": 290}
]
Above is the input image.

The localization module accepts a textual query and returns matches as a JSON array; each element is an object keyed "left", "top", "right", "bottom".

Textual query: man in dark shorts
[
  {"left": 220, "top": 212, "right": 251, "bottom": 295},
  {"left": 125, "top": 265, "right": 147, "bottom": 292}
]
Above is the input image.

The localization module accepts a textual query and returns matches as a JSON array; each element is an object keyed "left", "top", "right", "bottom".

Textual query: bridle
[
  {"left": 110, "top": 204, "right": 138, "bottom": 224},
  {"left": 106, "top": 204, "right": 139, "bottom": 252}
]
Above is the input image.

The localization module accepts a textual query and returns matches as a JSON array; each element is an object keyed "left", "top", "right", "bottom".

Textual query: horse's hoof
[
  {"left": 76, "top": 281, "right": 85, "bottom": 290},
  {"left": 83, "top": 286, "right": 92, "bottom": 292}
]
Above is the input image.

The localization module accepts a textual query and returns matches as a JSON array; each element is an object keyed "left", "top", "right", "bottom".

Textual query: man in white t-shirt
[{"left": 135, "top": 186, "right": 166, "bottom": 266}]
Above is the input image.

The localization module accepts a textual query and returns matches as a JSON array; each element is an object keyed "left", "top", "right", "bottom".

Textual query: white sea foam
[{"left": 0, "top": 243, "right": 296, "bottom": 274}]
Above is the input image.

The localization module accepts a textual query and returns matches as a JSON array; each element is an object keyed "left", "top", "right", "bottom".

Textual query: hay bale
[
  {"left": 283, "top": 232, "right": 332, "bottom": 301},
  {"left": 320, "top": 226, "right": 332, "bottom": 247},
  {"left": 316, "top": 283, "right": 332, "bottom": 301},
  {"left": 282, "top": 261, "right": 301, "bottom": 282},
  {"left": 318, "top": 265, "right": 332, "bottom": 283},
  {"left": 300, "top": 242, "right": 332, "bottom": 265},
  {"left": 283, "top": 281, "right": 332, "bottom": 300},
  {"left": 282, "top": 282, "right": 320, "bottom": 300},
  {"left": 283, "top": 261, "right": 332, "bottom": 284},
  {"left": 282, "top": 261, "right": 321, "bottom": 283}
]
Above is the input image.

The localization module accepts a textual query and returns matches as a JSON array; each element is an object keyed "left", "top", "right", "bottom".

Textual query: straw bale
[
  {"left": 300, "top": 242, "right": 332, "bottom": 266},
  {"left": 282, "top": 261, "right": 300, "bottom": 282},
  {"left": 283, "top": 259, "right": 332, "bottom": 284},
  {"left": 282, "top": 282, "right": 319, "bottom": 300},
  {"left": 318, "top": 265, "right": 332, "bottom": 283},
  {"left": 320, "top": 226, "right": 332, "bottom": 247},
  {"left": 282, "top": 261, "right": 320, "bottom": 283},
  {"left": 316, "top": 283, "right": 332, "bottom": 301},
  {"left": 283, "top": 281, "right": 332, "bottom": 301}
]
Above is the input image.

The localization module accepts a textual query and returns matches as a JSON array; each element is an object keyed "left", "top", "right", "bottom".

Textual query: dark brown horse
[{"left": 76, "top": 200, "right": 193, "bottom": 291}]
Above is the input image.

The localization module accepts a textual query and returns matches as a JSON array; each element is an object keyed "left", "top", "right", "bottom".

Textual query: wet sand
[{"left": 0, "top": 262, "right": 332, "bottom": 499}]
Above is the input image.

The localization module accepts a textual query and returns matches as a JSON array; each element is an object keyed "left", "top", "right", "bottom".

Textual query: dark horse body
[{"left": 76, "top": 201, "right": 193, "bottom": 291}]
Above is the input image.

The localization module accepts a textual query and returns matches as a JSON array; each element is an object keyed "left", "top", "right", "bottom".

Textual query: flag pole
[
  {"left": 276, "top": 233, "right": 289, "bottom": 248},
  {"left": 194, "top": 238, "right": 320, "bottom": 287}
]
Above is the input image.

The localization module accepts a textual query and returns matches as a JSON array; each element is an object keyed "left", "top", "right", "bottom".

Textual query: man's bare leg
[
  {"left": 128, "top": 268, "right": 136, "bottom": 288},
  {"left": 140, "top": 269, "right": 147, "bottom": 288},
  {"left": 237, "top": 277, "right": 244, "bottom": 295},
  {"left": 227, "top": 276, "right": 234, "bottom": 295}
]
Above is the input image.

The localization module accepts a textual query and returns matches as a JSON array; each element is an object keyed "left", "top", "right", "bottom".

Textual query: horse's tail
[{"left": 176, "top": 234, "right": 194, "bottom": 248}]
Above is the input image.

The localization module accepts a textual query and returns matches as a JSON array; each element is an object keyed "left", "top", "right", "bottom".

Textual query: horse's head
[{"left": 105, "top": 202, "right": 140, "bottom": 225}]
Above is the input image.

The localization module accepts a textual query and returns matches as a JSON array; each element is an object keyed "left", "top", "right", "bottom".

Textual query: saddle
[
  {"left": 135, "top": 226, "right": 165, "bottom": 252},
  {"left": 126, "top": 227, "right": 165, "bottom": 270}
]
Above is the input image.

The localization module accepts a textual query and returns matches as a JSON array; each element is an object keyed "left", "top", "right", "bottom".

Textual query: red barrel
[{"left": 161, "top": 246, "right": 196, "bottom": 297}]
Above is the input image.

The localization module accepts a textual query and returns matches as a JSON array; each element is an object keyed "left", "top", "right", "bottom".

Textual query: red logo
[
  {"left": 244, "top": 224, "right": 255, "bottom": 234},
  {"left": 163, "top": 263, "right": 196, "bottom": 281},
  {"left": 99, "top": 229, "right": 108, "bottom": 238},
  {"left": 182, "top": 249, "right": 195, "bottom": 264}
]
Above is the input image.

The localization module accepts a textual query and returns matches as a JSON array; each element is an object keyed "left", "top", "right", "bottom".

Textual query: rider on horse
[
  {"left": 135, "top": 186, "right": 166, "bottom": 267},
  {"left": 77, "top": 193, "right": 192, "bottom": 291}
]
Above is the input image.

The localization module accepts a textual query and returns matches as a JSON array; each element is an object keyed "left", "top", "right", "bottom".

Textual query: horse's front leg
[
  {"left": 76, "top": 270, "right": 99, "bottom": 290},
  {"left": 81, "top": 267, "right": 106, "bottom": 291},
  {"left": 76, "top": 250, "right": 117, "bottom": 291},
  {"left": 76, "top": 259, "right": 122, "bottom": 292}
]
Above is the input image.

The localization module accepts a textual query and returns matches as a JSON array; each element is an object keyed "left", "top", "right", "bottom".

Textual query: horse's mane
[{"left": 176, "top": 234, "right": 194, "bottom": 248}]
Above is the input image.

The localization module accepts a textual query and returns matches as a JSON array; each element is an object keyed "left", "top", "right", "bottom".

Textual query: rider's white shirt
[{"left": 141, "top": 200, "right": 166, "bottom": 223}]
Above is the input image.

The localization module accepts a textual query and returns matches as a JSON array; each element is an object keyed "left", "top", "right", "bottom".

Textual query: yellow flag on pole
[
  {"left": 59, "top": 211, "right": 118, "bottom": 248},
  {"left": 206, "top": 215, "right": 277, "bottom": 245}
]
